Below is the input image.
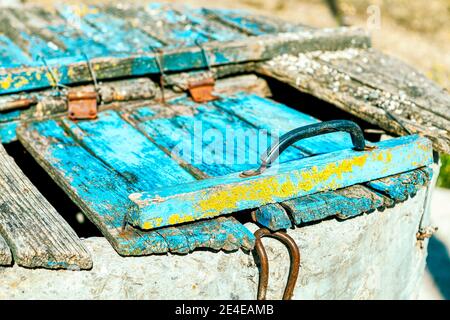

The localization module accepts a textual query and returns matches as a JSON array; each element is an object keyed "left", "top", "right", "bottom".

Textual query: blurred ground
[{"left": 1, "top": 0, "right": 449, "bottom": 299}]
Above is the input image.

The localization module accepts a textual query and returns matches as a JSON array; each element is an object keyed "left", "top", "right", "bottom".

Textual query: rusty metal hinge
[
  {"left": 188, "top": 77, "right": 217, "bottom": 103},
  {"left": 68, "top": 91, "right": 98, "bottom": 120}
]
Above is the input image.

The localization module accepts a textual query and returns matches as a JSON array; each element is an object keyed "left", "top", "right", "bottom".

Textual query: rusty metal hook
[
  {"left": 38, "top": 55, "right": 69, "bottom": 92},
  {"left": 82, "top": 52, "right": 100, "bottom": 97},
  {"left": 253, "top": 228, "right": 300, "bottom": 300}
]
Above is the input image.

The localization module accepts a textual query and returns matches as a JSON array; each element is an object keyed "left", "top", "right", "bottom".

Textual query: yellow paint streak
[
  {"left": 168, "top": 214, "right": 195, "bottom": 226},
  {"left": 13, "top": 76, "right": 29, "bottom": 89},
  {"left": 0, "top": 73, "right": 12, "bottom": 90},
  {"left": 68, "top": 66, "right": 75, "bottom": 80},
  {"left": 45, "top": 68, "right": 61, "bottom": 87},
  {"left": 142, "top": 217, "right": 163, "bottom": 230},
  {"left": 195, "top": 154, "right": 369, "bottom": 218}
]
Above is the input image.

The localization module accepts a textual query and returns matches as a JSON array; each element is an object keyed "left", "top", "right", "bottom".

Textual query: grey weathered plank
[
  {"left": 0, "top": 144, "right": 92, "bottom": 269},
  {"left": 0, "top": 234, "right": 12, "bottom": 266},
  {"left": 256, "top": 49, "right": 450, "bottom": 154}
]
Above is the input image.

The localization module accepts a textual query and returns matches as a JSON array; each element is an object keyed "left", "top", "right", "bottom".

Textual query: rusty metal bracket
[
  {"left": 253, "top": 228, "right": 300, "bottom": 300},
  {"left": 188, "top": 77, "right": 217, "bottom": 103},
  {"left": 68, "top": 91, "right": 98, "bottom": 120}
]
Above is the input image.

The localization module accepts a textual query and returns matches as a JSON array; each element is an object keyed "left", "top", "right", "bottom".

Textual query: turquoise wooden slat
[
  {"left": 60, "top": 110, "right": 254, "bottom": 253},
  {"left": 178, "top": 7, "right": 247, "bottom": 42},
  {"left": 203, "top": 8, "right": 277, "bottom": 36},
  {"left": 57, "top": 5, "right": 163, "bottom": 55},
  {"left": 16, "top": 119, "right": 169, "bottom": 255},
  {"left": 124, "top": 98, "right": 302, "bottom": 231},
  {"left": 213, "top": 93, "right": 354, "bottom": 155},
  {"left": 366, "top": 167, "right": 433, "bottom": 202},
  {"left": 0, "top": 121, "right": 18, "bottom": 143},
  {"left": 0, "top": 35, "right": 32, "bottom": 68},
  {"left": 60, "top": 111, "right": 195, "bottom": 191},
  {"left": 26, "top": 8, "right": 112, "bottom": 61},
  {"left": 254, "top": 203, "right": 292, "bottom": 230},
  {"left": 283, "top": 185, "right": 384, "bottom": 224},
  {"left": 128, "top": 135, "right": 433, "bottom": 230},
  {"left": 19, "top": 120, "right": 254, "bottom": 255},
  {"left": 126, "top": 98, "right": 305, "bottom": 178}
]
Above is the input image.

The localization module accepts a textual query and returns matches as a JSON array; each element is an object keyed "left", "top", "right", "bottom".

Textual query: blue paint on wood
[
  {"left": 126, "top": 98, "right": 298, "bottom": 232},
  {"left": 213, "top": 93, "right": 355, "bottom": 155},
  {"left": 367, "top": 167, "right": 433, "bottom": 202},
  {"left": 0, "top": 121, "right": 18, "bottom": 143},
  {"left": 255, "top": 203, "right": 292, "bottom": 230},
  {"left": 283, "top": 186, "right": 383, "bottom": 224},
  {"left": 0, "top": 35, "right": 32, "bottom": 68},
  {"left": 203, "top": 9, "right": 276, "bottom": 35},
  {"left": 129, "top": 100, "right": 304, "bottom": 177},
  {"left": 61, "top": 111, "right": 196, "bottom": 191},
  {"left": 129, "top": 135, "right": 433, "bottom": 230},
  {"left": 0, "top": 110, "right": 21, "bottom": 123},
  {"left": 57, "top": 5, "right": 163, "bottom": 55},
  {"left": 18, "top": 119, "right": 169, "bottom": 254},
  {"left": 18, "top": 115, "right": 255, "bottom": 254}
]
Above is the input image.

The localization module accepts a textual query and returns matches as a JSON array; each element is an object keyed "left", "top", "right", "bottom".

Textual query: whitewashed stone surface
[{"left": 0, "top": 188, "right": 430, "bottom": 300}]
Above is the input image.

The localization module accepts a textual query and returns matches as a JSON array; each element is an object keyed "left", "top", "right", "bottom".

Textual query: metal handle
[{"left": 241, "top": 120, "right": 366, "bottom": 177}]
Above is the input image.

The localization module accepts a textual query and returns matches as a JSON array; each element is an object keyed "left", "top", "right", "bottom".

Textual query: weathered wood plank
[
  {"left": 124, "top": 97, "right": 305, "bottom": 178},
  {"left": 0, "top": 35, "right": 32, "bottom": 68},
  {"left": 103, "top": 3, "right": 244, "bottom": 47},
  {"left": 316, "top": 49, "right": 450, "bottom": 122},
  {"left": 129, "top": 135, "right": 433, "bottom": 230},
  {"left": 0, "top": 144, "right": 92, "bottom": 269},
  {"left": 122, "top": 95, "right": 301, "bottom": 232},
  {"left": 0, "top": 27, "right": 370, "bottom": 94},
  {"left": 215, "top": 93, "right": 425, "bottom": 229},
  {"left": 213, "top": 92, "right": 354, "bottom": 154},
  {"left": 17, "top": 117, "right": 254, "bottom": 255},
  {"left": 257, "top": 50, "right": 450, "bottom": 154},
  {"left": 56, "top": 4, "right": 163, "bottom": 55},
  {"left": 60, "top": 110, "right": 195, "bottom": 191},
  {"left": 0, "top": 234, "right": 12, "bottom": 266},
  {"left": 366, "top": 167, "right": 433, "bottom": 202},
  {"left": 283, "top": 184, "right": 386, "bottom": 225},
  {"left": 0, "top": 74, "right": 268, "bottom": 144},
  {"left": 254, "top": 203, "right": 292, "bottom": 230},
  {"left": 202, "top": 8, "right": 310, "bottom": 35}
]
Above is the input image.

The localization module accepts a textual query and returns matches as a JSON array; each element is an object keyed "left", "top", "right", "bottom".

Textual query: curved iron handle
[{"left": 241, "top": 120, "right": 366, "bottom": 177}]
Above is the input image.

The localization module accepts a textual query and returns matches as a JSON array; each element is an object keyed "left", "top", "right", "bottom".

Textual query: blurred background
[{"left": 1, "top": 0, "right": 449, "bottom": 299}]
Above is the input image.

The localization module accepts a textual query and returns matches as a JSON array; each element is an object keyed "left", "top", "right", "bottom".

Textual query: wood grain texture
[
  {"left": 0, "top": 144, "right": 92, "bottom": 269},
  {"left": 0, "top": 23, "right": 370, "bottom": 94},
  {"left": 366, "top": 167, "right": 433, "bottom": 202},
  {"left": 210, "top": 93, "right": 402, "bottom": 230},
  {"left": 0, "top": 234, "right": 12, "bottom": 266},
  {"left": 129, "top": 135, "right": 433, "bottom": 230},
  {"left": 257, "top": 49, "right": 450, "bottom": 154},
  {"left": 0, "top": 74, "right": 267, "bottom": 144},
  {"left": 17, "top": 117, "right": 254, "bottom": 255}
]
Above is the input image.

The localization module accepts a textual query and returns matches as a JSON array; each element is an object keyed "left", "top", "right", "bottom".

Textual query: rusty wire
[{"left": 253, "top": 228, "right": 300, "bottom": 300}]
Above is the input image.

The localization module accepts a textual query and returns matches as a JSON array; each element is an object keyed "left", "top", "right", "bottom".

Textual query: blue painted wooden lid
[{"left": 0, "top": 3, "right": 306, "bottom": 95}]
